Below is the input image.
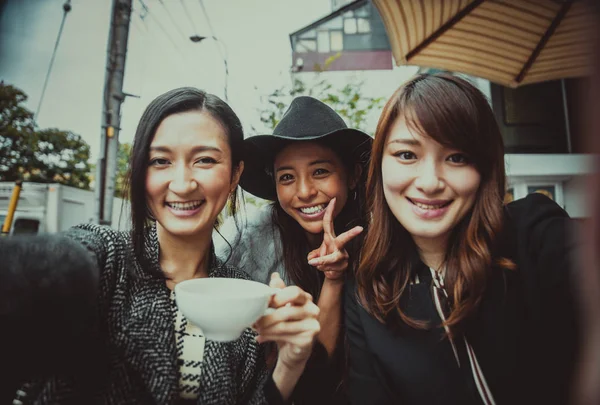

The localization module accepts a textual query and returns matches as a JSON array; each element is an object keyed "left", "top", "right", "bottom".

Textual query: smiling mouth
[
  {"left": 166, "top": 200, "right": 204, "bottom": 211},
  {"left": 297, "top": 204, "right": 326, "bottom": 215},
  {"left": 407, "top": 198, "right": 452, "bottom": 210}
]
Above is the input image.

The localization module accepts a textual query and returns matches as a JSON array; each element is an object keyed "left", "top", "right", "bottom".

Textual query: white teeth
[
  {"left": 414, "top": 202, "right": 446, "bottom": 210},
  {"left": 167, "top": 201, "right": 203, "bottom": 210},
  {"left": 300, "top": 204, "right": 326, "bottom": 214}
]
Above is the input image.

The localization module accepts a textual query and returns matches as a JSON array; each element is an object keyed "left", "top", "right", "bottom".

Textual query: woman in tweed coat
[{"left": 5, "top": 88, "right": 320, "bottom": 404}]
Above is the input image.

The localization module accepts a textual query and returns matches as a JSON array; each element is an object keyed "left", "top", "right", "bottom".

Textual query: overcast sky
[{"left": 0, "top": 0, "right": 332, "bottom": 160}]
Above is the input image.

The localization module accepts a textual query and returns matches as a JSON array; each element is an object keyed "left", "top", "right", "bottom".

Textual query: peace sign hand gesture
[{"left": 306, "top": 198, "right": 363, "bottom": 281}]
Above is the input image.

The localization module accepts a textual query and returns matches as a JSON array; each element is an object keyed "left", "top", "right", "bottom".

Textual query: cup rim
[{"left": 174, "top": 277, "right": 275, "bottom": 300}]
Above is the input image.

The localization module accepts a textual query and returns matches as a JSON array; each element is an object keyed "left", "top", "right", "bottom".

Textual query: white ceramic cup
[{"left": 174, "top": 277, "right": 276, "bottom": 342}]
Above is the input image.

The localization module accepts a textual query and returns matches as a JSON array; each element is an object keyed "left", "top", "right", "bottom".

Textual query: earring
[{"left": 352, "top": 189, "right": 358, "bottom": 201}]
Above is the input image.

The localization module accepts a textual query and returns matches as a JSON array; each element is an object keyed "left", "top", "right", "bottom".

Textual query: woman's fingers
[
  {"left": 308, "top": 249, "right": 347, "bottom": 267},
  {"left": 255, "top": 327, "right": 319, "bottom": 347},
  {"left": 268, "top": 272, "right": 286, "bottom": 289},
  {"left": 334, "top": 226, "right": 363, "bottom": 249},
  {"left": 270, "top": 285, "right": 312, "bottom": 309},
  {"left": 322, "top": 198, "right": 337, "bottom": 238},
  {"left": 255, "top": 315, "right": 321, "bottom": 338},
  {"left": 307, "top": 249, "right": 319, "bottom": 261},
  {"left": 319, "top": 240, "right": 327, "bottom": 258},
  {"left": 307, "top": 226, "right": 362, "bottom": 268},
  {"left": 254, "top": 297, "right": 320, "bottom": 348},
  {"left": 254, "top": 303, "right": 319, "bottom": 330}
]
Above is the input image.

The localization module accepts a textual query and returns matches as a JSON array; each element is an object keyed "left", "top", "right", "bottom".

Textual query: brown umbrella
[{"left": 373, "top": 0, "right": 597, "bottom": 87}]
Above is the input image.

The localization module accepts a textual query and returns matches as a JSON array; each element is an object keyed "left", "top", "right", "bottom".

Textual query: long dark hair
[
  {"left": 272, "top": 138, "right": 368, "bottom": 299},
  {"left": 356, "top": 73, "right": 514, "bottom": 335},
  {"left": 125, "top": 87, "right": 244, "bottom": 272}
]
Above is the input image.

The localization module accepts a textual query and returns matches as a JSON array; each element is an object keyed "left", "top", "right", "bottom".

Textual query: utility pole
[{"left": 95, "top": 0, "right": 132, "bottom": 225}]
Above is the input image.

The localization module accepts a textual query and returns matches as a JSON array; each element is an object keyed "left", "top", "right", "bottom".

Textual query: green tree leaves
[
  {"left": 0, "top": 82, "right": 92, "bottom": 189},
  {"left": 256, "top": 76, "right": 384, "bottom": 135}
]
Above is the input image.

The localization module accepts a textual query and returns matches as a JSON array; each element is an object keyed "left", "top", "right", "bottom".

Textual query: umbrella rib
[
  {"left": 406, "top": 0, "right": 485, "bottom": 62},
  {"left": 515, "top": 0, "right": 574, "bottom": 84}
]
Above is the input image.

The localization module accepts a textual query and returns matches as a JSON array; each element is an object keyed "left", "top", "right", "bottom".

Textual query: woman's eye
[
  {"left": 195, "top": 157, "right": 217, "bottom": 165},
  {"left": 394, "top": 151, "right": 416, "bottom": 160},
  {"left": 278, "top": 173, "right": 293, "bottom": 182},
  {"left": 149, "top": 158, "right": 169, "bottom": 166},
  {"left": 313, "top": 168, "right": 329, "bottom": 176},
  {"left": 447, "top": 153, "right": 469, "bottom": 164}
]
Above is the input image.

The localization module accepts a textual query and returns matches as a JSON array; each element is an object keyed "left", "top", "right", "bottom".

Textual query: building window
[
  {"left": 290, "top": 0, "right": 391, "bottom": 62},
  {"left": 344, "top": 18, "right": 357, "bottom": 34},
  {"left": 490, "top": 81, "right": 569, "bottom": 153},
  {"left": 12, "top": 218, "right": 40, "bottom": 235},
  {"left": 503, "top": 84, "right": 557, "bottom": 125},
  {"left": 357, "top": 18, "right": 371, "bottom": 33},
  {"left": 317, "top": 31, "right": 330, "bottom": 52},
  {"left": 330, "top": 31, "right": 343, "bottom": 51}
]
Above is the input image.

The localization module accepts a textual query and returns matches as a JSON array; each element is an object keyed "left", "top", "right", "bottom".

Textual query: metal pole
[
  {"left": 95, "top": 0, "right": 132, "bottom": 225},
  {"left": 1, "top": 180, "right": 23, "bottom": 236},
  {"left": 561, "top": 78, "right": 573, "bottom": 153}
]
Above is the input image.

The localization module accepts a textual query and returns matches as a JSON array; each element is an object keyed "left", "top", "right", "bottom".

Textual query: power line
[
  {"left": 35, "top": 0, "right": 72, "bottom": 121},
  {"left": 129, "top": 9, "right": 151, "bottom": 100},
  {"left": 197, "top": 0, "right": 216, "bottom": 38},
  {"left": 131, "top": 10, "right": 148, "bottom": 34},
  {"left": 197, "top": 0, "right": 229, "bottom": 101},
  {"left": 157, "top": 0, "right": 188, "bottom": 41},
  {"left": 138, "top": 0, "right": 186, "bottom": 61},
  {"left": 137, "top": 0, "right": 149, "bottom": 19},
  {"left": 180, "top": 0, "right": 200, "bottom": 35},
  {"left": 132, "top": 7, "right": 188, "bottom": 79},
  {"left": 211, "top": 37, "right": 229, "bottom": 101}
]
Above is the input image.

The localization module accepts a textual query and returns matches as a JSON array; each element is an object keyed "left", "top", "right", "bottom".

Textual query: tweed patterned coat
[{"left": 28, "top": 223, "right": 282, "bottom": 405}]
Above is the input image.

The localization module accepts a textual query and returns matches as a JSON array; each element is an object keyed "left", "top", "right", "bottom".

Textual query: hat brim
[{"left": 240, "top": 128, "right": 372, "bottom": 201}]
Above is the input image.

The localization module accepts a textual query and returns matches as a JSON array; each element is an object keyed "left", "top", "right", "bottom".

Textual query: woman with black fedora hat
[{"left": 215, "top": 96, "right": 372, "bottom": 403}]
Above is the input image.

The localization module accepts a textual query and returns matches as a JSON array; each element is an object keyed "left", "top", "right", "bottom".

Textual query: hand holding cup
[{"left": 253, "top": 273, "right": 320, "bottom": 368}]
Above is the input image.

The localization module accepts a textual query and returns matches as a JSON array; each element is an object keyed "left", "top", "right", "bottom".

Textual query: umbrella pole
[{"left": 561, "top": 79, "right": 573, "bottom": 153}]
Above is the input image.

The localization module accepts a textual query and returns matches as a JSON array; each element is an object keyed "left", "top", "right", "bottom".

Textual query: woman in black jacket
[
  {"left": 346, "top": 73, "right": 579, "bottom": 405},
  {"left": 1, "top": 87, "right": 320, "bottom": 404}
]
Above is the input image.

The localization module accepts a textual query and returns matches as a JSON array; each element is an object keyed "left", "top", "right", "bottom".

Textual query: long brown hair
[{"left": 356, "top": 73, "right": 513, "bottom": 334}]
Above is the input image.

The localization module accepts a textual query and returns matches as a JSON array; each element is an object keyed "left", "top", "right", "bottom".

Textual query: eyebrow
[
  {"left": 387, "top": 139, "right": 421, "bottom": 146},
  {"left": 275, "top": 159, "right": 334, "bottom": 173},
  {"left": 149, "top": 145, "right": 223, "bottom": 154}
]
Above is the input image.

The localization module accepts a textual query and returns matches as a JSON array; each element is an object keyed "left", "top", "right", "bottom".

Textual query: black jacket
[{"left": 345, "top": 194, "right": 579, "bottom": 405}]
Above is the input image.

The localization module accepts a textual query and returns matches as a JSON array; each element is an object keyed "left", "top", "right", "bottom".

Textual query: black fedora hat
[{"left": 240, "top": 96, "right": 372, "bottom": 201}]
